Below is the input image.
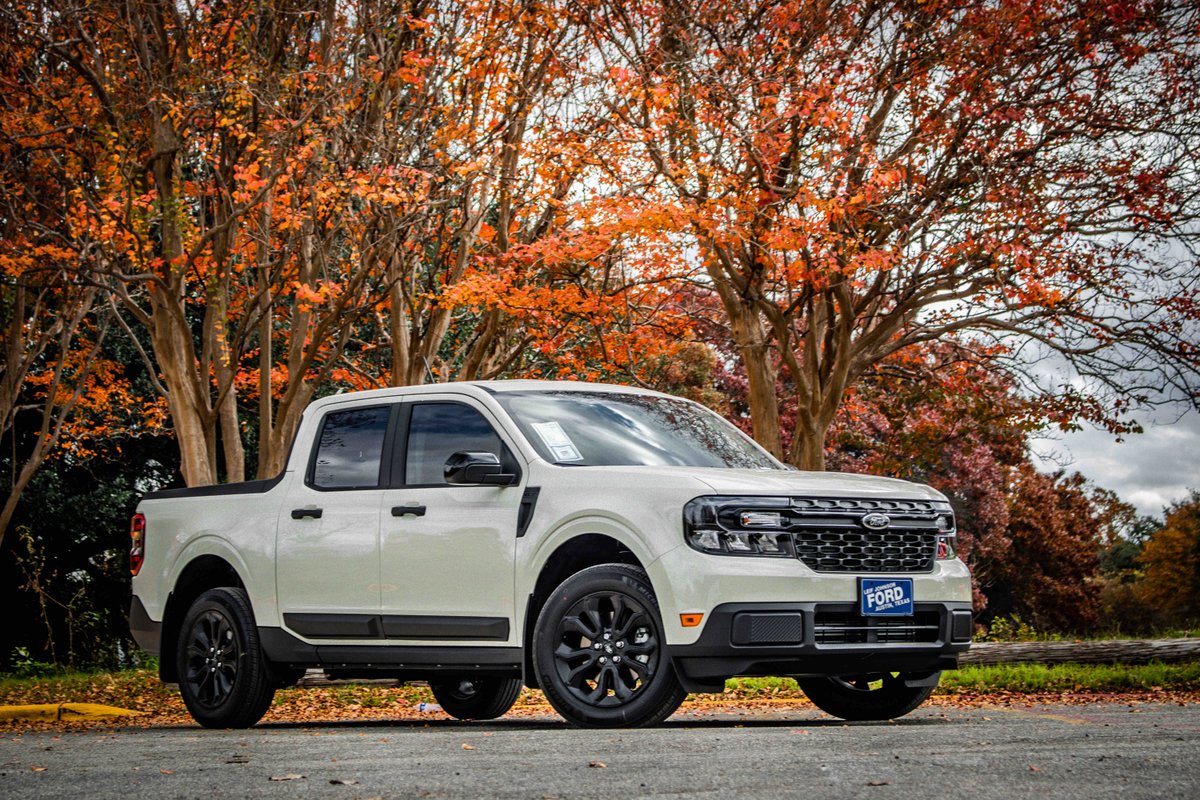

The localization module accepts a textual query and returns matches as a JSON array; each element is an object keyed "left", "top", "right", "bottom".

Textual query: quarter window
[
  {"left": 405, "top": 403, "right": 505, "bottom": 485},
  {"left": 311, "top": 406, "right": 390, "bottom": 489}
]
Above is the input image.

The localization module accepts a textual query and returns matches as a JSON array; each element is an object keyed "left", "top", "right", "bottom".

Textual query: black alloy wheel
[
  {"left": 534, "top": 564, "right": 686, "bottom": 728},
  {"left": 430, "top": 675, "right": 524, "bottom": 720},
  {"left": 176, "top": 587, "right": 275, "bottom": 728},
  {"left": 185, "top": 608, "right": 239, "bottom": 707},
  {"left": 797, "top": 671, "right": 940, "bottom": 721}
]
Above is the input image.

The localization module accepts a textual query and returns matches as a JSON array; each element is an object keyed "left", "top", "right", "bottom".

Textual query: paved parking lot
[{"left": 3, "top": 702, "right": 1198, "bottom": 799}]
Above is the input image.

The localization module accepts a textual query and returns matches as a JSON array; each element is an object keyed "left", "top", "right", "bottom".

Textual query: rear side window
[
  {"left": 311, "top": 406, "right": 390, "bottom": 489},
  {"left": 405, "top": 403, "right": 505, "bottom": 486}
]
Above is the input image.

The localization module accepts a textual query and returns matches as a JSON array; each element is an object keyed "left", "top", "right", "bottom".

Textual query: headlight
[{"left": 683, "top": 496, "right": 795, "bottom": 557}]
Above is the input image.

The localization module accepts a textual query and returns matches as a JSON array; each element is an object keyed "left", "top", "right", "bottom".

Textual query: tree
[
  {"left": 1137, "top": 491, "right": 1200, "bottom": 621},
  {"left": 2, "top": 0, "right": 684, "bottom": 486},
  {"left": 0, "top": 4, "right": 122, "bottom": 546},
  {"left": 587, "top": 0, "right": 1200, "bottom": 468},
  {"left": 0, "top": 273, "right": 107, "bottom": 551}
]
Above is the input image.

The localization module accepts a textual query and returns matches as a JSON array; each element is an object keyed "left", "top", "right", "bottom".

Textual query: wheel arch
[
  {"left": 521, "top": 532, "right": 648, "bottom": 688},
  {"left": 158, "top": 555, "right": 245, "bottom": 683}
]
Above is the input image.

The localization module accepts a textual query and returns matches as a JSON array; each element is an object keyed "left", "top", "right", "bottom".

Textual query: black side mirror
[{"left": 444, "top": 451, "right": 516, "bottom": 486}]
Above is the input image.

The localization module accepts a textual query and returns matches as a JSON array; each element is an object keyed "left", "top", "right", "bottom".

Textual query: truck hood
[{"left": 664, "top": 467, "right": 946, "bottom": 501}]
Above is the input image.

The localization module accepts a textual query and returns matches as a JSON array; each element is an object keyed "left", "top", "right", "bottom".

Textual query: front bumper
[{"left": 667, "top": 601, "right": 972, "bottom": 692}]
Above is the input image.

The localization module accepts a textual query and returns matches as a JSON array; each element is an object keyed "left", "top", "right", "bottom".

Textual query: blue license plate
[{"left": 860, "top": 578, "right": 914, "bottom": 616}]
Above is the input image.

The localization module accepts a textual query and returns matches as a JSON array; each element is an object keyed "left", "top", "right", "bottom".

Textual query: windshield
[{"left": 493, "top": 390, "right": 782, "bottom": 469}]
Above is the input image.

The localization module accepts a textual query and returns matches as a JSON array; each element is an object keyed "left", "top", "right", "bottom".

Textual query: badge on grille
[{"left": 861, "top": 512, "right": 890, "bottom": 530}]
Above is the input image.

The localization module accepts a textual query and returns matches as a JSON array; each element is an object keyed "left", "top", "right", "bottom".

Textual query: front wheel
[
  {"left": 429, "top": 676, "right": 523, "bottom": 720},
  {"left": 797, "top": 671, "right": 940, "bottom": 721},
  {"left": 176, "top": 587, "right": 276, "bottom": 728},
  {"left": 533, "top": 564, "right": 686, "bottom": 728}
]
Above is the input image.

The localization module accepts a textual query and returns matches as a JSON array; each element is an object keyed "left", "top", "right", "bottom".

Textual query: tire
[
  {"left": 798, "top": 671, "right": 940, "bottom": 721},
  {"left": 532, "top": 564, "right": 687, "bottom": 728},
  {"left": 176, "top": 587, "right": 276, "bottom": 729},
  {"left": 430, "top": 676, "right": 523, "bottom": 720}
]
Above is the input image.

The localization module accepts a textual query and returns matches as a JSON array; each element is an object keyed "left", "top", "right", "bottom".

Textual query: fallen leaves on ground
[{"left": 2, "top": 671, "right": 1198, "bottom": 731}]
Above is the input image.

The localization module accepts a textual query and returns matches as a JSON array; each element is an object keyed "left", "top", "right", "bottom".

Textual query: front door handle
[
  {"left": 291, "top": 508, "right": 323, "bottom": 520},
  {"left": 391, "top": 505, "right": 427, "bottom": 517}
]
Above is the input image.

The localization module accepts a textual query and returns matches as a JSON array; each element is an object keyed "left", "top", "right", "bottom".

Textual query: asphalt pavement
[{"left": 3, "top": 702, "right": 1198, "bottom": 799}]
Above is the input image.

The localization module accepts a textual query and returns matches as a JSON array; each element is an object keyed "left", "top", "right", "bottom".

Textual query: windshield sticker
[{"left": 530, "top": 421, "right": 584, "bottom": 462}]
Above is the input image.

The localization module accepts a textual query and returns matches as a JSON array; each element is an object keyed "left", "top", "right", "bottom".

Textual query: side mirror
[{"left": 444, "top": 451, "right": 516, "bottom": 486}]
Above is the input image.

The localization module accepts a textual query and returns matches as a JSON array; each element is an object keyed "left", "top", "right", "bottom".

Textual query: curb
[{"left": 0, "top": 703, "right": 144, "bottom": 722}]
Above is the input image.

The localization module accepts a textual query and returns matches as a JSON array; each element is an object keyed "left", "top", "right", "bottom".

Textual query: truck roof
[{"left": 304, "top": 379, "right": 667, "bottom": 412}]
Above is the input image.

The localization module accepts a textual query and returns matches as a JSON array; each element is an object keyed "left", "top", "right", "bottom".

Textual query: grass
[
  {"left": 725, "top": 661, "right": 1200, "bottom": 698},
  {"left": 938, "top": 661, "right": 1200, "bottom": 694}
]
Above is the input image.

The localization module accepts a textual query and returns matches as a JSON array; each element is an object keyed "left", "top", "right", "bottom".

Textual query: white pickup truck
[{"left": 129, "top": 380, "right": 972, "bottom": 728}]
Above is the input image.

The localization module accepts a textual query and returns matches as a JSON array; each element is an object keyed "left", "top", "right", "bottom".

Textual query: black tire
[
  {"left": 533, "top": 564, "right": 686, "bottom": 728},
  {"left": 176, "top": 587, "right": 276, "bottom": 729},
  {"left": 430, "top": 676, "right": 523, "bottom": 720},
  {"left": 798, "top": 671, "right": 940, "bottom": 721}
]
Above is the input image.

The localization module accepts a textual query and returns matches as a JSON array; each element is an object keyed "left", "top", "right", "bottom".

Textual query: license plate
[{"left": 860, "top": 578, "right": 914, "bottom": 617}]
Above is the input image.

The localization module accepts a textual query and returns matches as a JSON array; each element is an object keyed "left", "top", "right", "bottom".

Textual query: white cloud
[{"left": 1031, "top": 408, "right": 1200, "bottom": 518}]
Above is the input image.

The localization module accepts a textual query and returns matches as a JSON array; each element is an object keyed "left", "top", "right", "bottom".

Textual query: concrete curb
[{"left": 0, "top": 703, "right": 144, "bottom": 722}]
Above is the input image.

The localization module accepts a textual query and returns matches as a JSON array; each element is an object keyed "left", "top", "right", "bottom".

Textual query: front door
[{"left": 378, "top": 397, "right": 523, "bottom": 644}]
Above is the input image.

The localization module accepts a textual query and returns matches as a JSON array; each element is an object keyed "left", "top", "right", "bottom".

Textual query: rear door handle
[
  {"left": 391, "top": 505, "right": 427, "bottom": 517},
  {"left": 291, "top": 508, "right": 323, "bottom": 520}
]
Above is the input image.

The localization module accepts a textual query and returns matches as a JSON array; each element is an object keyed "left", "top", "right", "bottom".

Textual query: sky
[{"left": 1030, "top": 407, "right": 1200, "bottom": 520}]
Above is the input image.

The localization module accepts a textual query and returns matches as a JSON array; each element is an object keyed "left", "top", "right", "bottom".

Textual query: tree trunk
[
  {"left": 704, "top": 260, "right": 783, "bottom": 458},
  {"left": 960, "top": 638, "right": 1200, "bottom": 666}
]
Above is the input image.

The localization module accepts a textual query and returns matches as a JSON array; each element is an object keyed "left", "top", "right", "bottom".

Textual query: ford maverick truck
[{"left": 128, "top": 380, "right": 972, "bottom": 728}]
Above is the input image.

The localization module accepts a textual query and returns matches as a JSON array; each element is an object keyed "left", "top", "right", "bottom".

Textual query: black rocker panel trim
[
  {"left": 283, "top": 613, "right": 509, "bottom": 641},
  {"left": 283, "top": 613, "right": 381, "bottom": 639},
  {"left": 381, "top": 615, "right": 509, "bottom": 641},
  {"left": 258, "top": 627, "right": 521, "bottom": 671}
]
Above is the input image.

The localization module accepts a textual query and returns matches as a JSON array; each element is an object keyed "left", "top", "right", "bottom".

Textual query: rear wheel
[
  {"left": 533, "top": 564, "right": 686, "bottom": 728},
  {"left": 430, "top": 676, "right": 523, "bottom": 720},
  {"left": 176, "top": 587, "right": 275, "bottom": 728},
  {"left": 798, "top": 671, "right": 940, "bottom": 721}
]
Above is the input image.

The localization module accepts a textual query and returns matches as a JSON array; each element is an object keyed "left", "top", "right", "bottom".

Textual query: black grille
[
  {"left": 814, "top": 610, "right": 941, "bottom": 644},
  {"left": 793, "top": 528, "right": 937, "bottom": 573}
]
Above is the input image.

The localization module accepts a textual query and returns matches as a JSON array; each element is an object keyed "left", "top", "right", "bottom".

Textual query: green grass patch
[
  {"left": 725, "top": 661, "right": 1200, "bottom": 698},
  {"left": 937, "top": 661, "right": 1200, "bottom": 694}
]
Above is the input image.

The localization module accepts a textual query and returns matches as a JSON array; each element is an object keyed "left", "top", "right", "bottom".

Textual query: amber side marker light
[{"left": 680, "top": 613, "right": 704, "bottom": 628}]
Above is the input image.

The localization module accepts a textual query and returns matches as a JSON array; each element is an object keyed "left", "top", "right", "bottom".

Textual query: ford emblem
[{"left": 861, "top": 512, "right": 890, "bottom": 530}]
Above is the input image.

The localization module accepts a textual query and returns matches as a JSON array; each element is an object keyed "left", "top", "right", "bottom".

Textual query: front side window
[
  {"left": 405, "top": 402, "right": 506, "bottom": 485},
  {"left": 310, "top": 406, "right": 390, "bottom": 489}
]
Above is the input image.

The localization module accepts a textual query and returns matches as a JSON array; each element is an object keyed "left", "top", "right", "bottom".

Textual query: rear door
[
  {"left": 377, "top": 396, "right": 524, "bottom": 644},
  {"left": 276, "top": 403, "right": 394, "bottom": 638}
]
